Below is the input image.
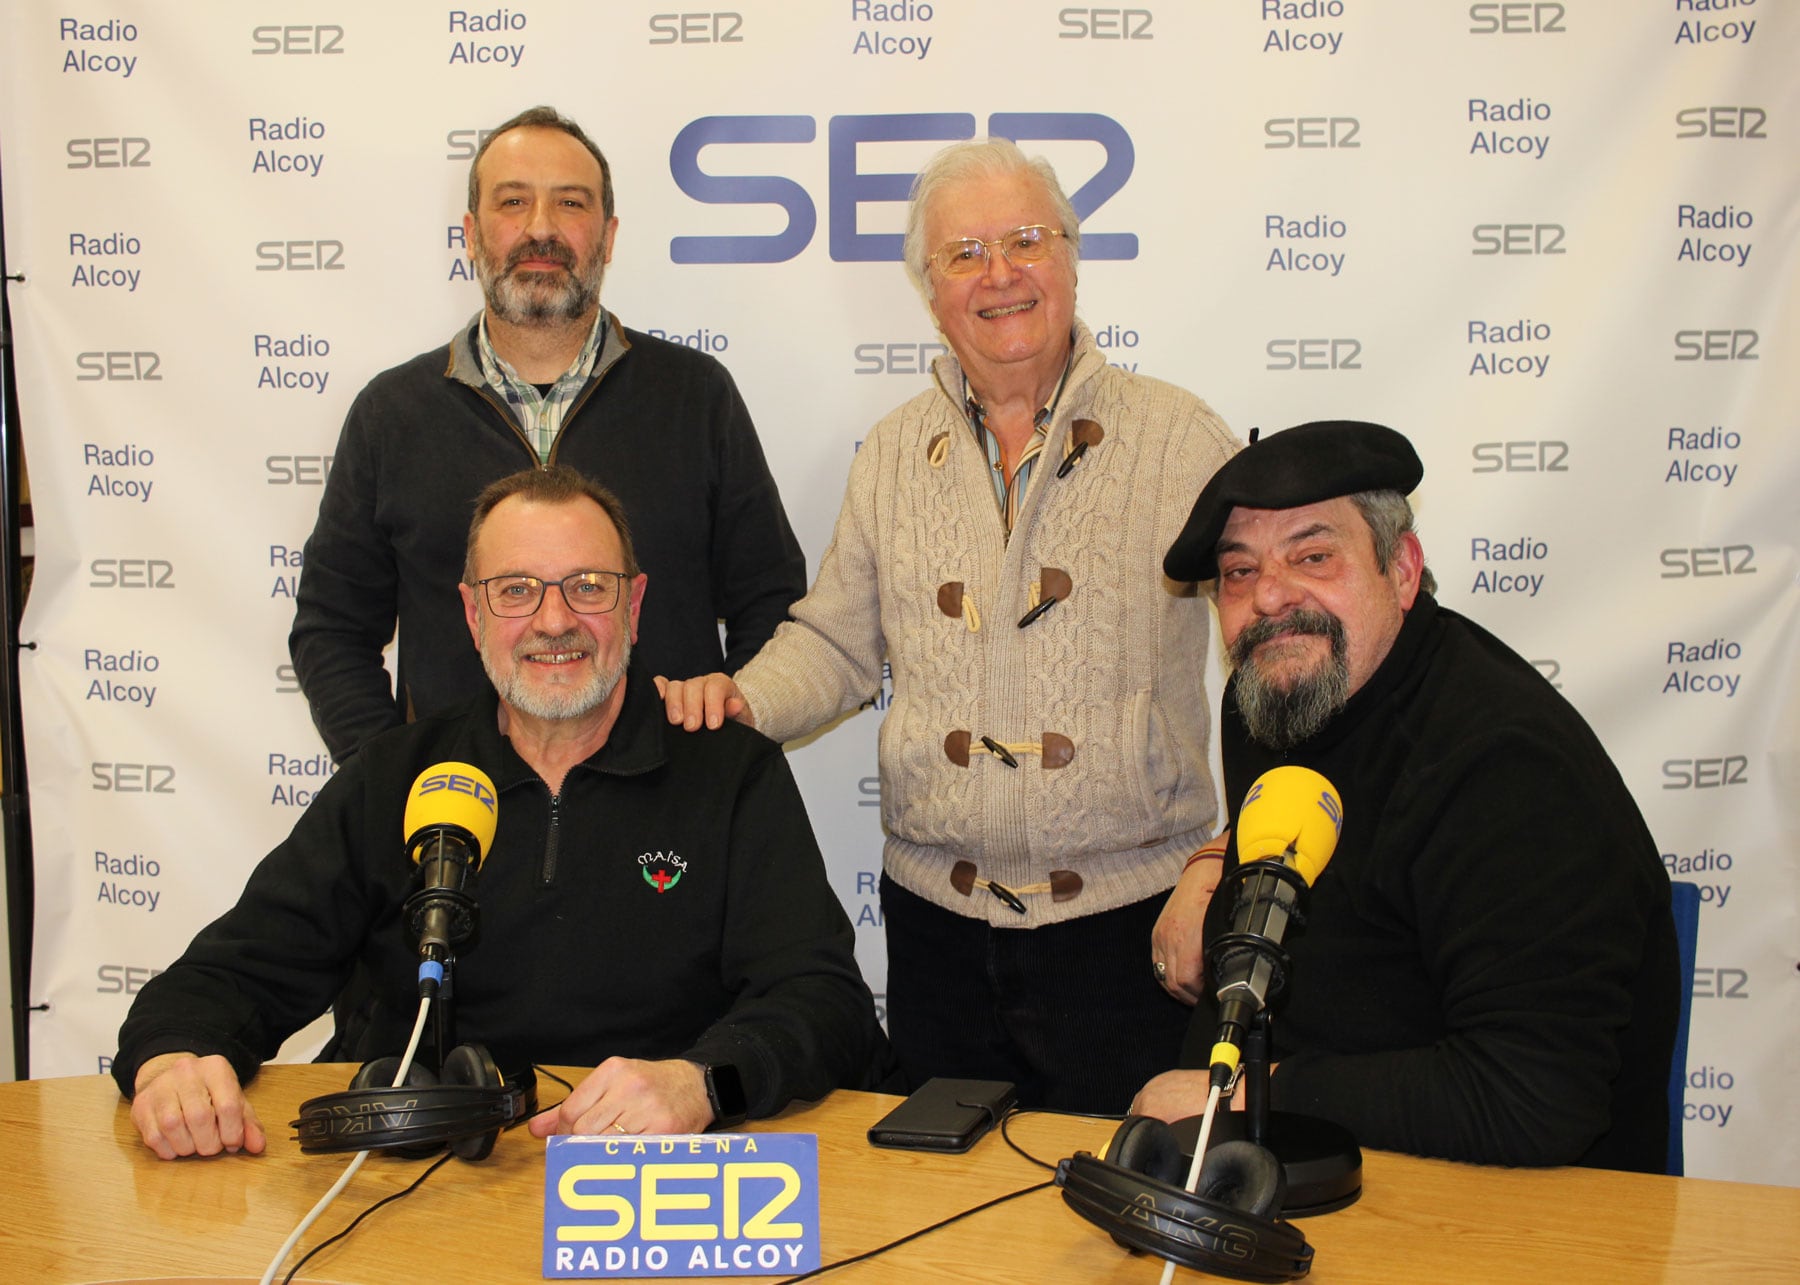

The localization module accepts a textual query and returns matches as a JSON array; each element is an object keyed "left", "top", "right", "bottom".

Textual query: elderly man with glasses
[
  {"left": 661, "top": 138, "right": 1241, "bottom": 1112},
  {"left": 114, "top": 465, "right": 885, "bottom": 1159}
]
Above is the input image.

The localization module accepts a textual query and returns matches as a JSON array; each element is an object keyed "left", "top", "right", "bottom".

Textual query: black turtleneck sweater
[{"left": 1184, "top": 594, "right": 1677, "bottom": 1172}]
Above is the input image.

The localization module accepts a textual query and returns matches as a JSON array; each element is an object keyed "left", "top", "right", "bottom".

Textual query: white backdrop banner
[{"left": 2, "top": 2, "right": 1794, "bottom": 1186}]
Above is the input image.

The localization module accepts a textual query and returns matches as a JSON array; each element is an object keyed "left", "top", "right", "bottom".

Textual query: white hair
[{"left": 901, "top": 137, "right": 1081, "bottom": 301}]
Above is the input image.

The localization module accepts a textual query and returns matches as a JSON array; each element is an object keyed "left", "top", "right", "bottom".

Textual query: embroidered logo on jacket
[{"left": 638, "top": 850, "right": 687, "bottom": 893}]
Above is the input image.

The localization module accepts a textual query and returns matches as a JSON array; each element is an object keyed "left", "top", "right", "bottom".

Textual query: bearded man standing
[{"left": 291, "top": 105, "right": 803, "bottom": 763}]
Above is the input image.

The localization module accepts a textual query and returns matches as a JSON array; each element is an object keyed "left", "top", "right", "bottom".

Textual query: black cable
[
  {"left": 533, "top": 1064, "right": 575, "bottom": 1094},
  {"left": 998, "top": 1104, "right": 1125, "bottom": 1171},
  {"left": 775, "top": 1178, "right": 1054, "bottom": 1282},
  {"left": 280, "top": 1150, "right": 456, "bottom": 1285},
  {"left": 280, "top": 1063, "right": 572, "bottom": 1282},
  {"left": 772, "top": 1104, "right": 1123, "bottom": 1281},
  {"left": 529, "top": 1063, "right": 575, "bottom": 1127}
]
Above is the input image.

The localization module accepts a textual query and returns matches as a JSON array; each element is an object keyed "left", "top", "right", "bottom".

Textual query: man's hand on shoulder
[
  {"left": 655, "top": 673, "right": 755, "bottom": 732},
  {"left": 529, "top": 1056, "right": 714, "bottom": 1138},
  {"left": 129, "top": 1052, "right": 265, "bottom": 1160}
]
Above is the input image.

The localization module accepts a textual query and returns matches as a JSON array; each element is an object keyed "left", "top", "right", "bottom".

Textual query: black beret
[{"left": 1164, "top": 420, "right": 1423, "bottom": 581}]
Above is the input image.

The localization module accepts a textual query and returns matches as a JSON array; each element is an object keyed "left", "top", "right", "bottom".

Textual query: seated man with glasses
[
  {"left": 661, "top": 138, "right": 1241, "bottom": 1112},
  {"left": 114, "top": 465, "right": 886, "bottom": 1159}
]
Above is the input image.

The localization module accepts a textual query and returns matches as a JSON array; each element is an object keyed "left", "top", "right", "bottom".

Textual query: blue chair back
[{"left": 1666, "top": 881, "right": 1701, "bottom": 1176}]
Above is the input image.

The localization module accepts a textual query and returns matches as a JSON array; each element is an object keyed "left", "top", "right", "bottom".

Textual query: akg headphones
[
  {"left": 293, "top": 1043, "right": 538, "bottom": 1162},
  {"left": 1057, "top": 1115, "right": 1313, "bottom": 1282}
]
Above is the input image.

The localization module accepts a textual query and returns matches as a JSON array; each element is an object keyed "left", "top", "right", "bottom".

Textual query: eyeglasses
[
  {"left": 476, "top": 571, "right": 627, "bottom": 617},
  {"left": 929, "top": 225, "right": 1067, "bottom": 276}
]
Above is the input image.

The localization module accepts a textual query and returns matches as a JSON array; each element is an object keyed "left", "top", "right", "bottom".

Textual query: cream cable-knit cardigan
[{"left": 738, "top": 322, "right": 1240, "bottom": 926}]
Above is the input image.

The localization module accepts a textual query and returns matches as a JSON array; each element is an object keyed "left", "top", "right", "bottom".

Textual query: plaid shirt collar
[{"left": 475, "top": 309, "right": 606, "bottom": 462}]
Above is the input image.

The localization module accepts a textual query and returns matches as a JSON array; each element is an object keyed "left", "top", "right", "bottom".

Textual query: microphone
[
  {"left": 401, "top": 762, "right": 499, "bottom": 996},
  {"left": 1206, "top": 766, "right": 1342, "bottom": 1088}
]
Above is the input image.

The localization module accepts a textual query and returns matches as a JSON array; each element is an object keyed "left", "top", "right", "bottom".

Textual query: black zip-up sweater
[
  {"left": 1184, "top": 595, "right": 1678, "bottom": 1172},
  {"left": 114, "top": 661, "right": 886, "bottom": 1120},
  {"left": 290, "top": 312, "right": 806, "bottom": 762}
]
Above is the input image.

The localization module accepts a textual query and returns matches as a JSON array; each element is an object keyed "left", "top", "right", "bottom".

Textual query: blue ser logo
[
  {"left": 669, "top": 112, "right": 1136, "bottom": 264},
  {"left": 544, "top": 1134, "right": 820, "bottom": 1277}
]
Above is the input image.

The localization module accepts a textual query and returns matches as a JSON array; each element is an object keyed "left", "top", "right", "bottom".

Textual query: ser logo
[
  {"left": 1266, "top": 338, "right": 1361, "bottom": 371},
  {"left": 649, "top": 12, "right": 743, "bottom": 43},
  {"left": 1058, "top": 8, "right": 1154, "bottom": 39},
  {"left": 1692, "top": 968, "right": 1749, "bottom": 999},
  {"left": 97, "top": 963, "right": 164, "bottom": 994},
  {"left": 1661, "top": 756, "right": 1748, "bottom": 789},
  {"left": 66, "top": 138, "right": 150, "bottom": 169},
  {"left": 416, "top": 771, "right": 498, "bottom": 813},
  {"left": 266, "top": 454, "right": 335, "bottom": 484},
  {"left": 1674, "top": 329, "right": 1758, "bottom": 361},
  {"left": 1472, "top": 223, "right": 1564, "bottom": 255},
  {"left": 853, "top": 342, "right": 947, "bottom": 375},
  {"left": 1473, "top": 441, "right": 1568, "bottom": 473},
  {"left": 1660, "top": 546, "right": 1755, "bottom": 579},
  {"left": 1469, "top": 2, "right": 1564, "bottom": 34},
  {"left": 92, "top": 762, "right": 177, "bottom": 793},
  {"left": 544, "top": 1133, "right": 818, "bottom": 1276},
  {"left": 251, "top": 25, "right": 345, "bottom": 55},
  {"left": 446, "top": 127, "right": 496, "bottom": 160},
  {"left": 77, "top": 351, "right": 161, "bottom": 381},
  {"left": 668, "top": 111, "right": 1135, "bottom": 264},
  {"left": 90, "top": 558, "right": 175, "bottom": 588},
  {"left": 255, "top": 240, "right": 346, "bottom": 271},
  {"left": 1675, "top": 107, "right": 1766, "bottom": 140},
  {"left": 1264, "top": 117, "right": 1358, "bottom": 149}
]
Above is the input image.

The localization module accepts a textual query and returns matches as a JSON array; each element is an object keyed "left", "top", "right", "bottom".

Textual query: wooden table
[{"left": 0, "top": 1065, "right": 1794, "bottom": 1283}]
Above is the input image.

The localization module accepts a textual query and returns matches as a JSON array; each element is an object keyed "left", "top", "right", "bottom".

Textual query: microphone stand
[
  {"left": 1242, "top": 1011, "right": 1272, "bottom": 1147},
  {"left": 405, "top": 842, "right": 479, "bottom": 1076},
  {"left": 431, "top": 960, "right": 454, "bottom": 1073},
  {"left": 1175, "top": 1011, "right": 1364, "bottom": 1217}
]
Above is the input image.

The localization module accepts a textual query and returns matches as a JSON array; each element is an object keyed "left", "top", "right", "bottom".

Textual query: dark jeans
[{"left": 880, "top": 873, "right": 1190, "bottom": 1114}]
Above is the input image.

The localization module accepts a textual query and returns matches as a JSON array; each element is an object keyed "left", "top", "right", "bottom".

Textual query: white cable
[
  {"left": 258, "top": 996, "right": 435, "bottom": 1285},
  {"left": 1157, "top": 1081, "right": 1225, "bottom": 1285}
]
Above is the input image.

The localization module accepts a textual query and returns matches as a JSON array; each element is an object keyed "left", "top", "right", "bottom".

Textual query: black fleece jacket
[
  {"left": 115, "top": 661, "right": 886, "bottom": 1119},
  {"left": 290, "top": 312, "right": 805, "bottom": 762},
  {"left": 1184, "top": 595, "right": 1677, "bottom": 1172}
]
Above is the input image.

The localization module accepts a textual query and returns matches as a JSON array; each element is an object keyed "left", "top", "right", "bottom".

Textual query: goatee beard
[
  {"left": 483, "top": 625, "right": 629, "bottom": 722},
  {"left": 474, "top": 234, "right": 603, "bottom": 326},
  {"left": 1229, "top": 609, "right": 1350, "bottom": 750}
]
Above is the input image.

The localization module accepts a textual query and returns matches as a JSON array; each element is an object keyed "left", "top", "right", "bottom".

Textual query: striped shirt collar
[{"left": 963, "top": 357, "right": 1072, "bottom": 534}]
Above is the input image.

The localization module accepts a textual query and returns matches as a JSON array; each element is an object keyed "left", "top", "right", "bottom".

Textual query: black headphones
[
  {"left": 293, "top": 1044, "right": 538, "bottom": 1162},
  {"left": 1057, "top": 1115, "right": 1313, "bottom": 1282}
]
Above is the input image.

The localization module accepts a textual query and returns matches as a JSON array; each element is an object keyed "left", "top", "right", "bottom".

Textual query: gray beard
[
  {"left": 483, "top": 626, "right": 629, "bottom": 722},
  {"left": 1229, "top": 610, "right": 1350, "bottom": 751},
  {"left": 473, "top": 234, "right": 604, "bottom": 327}
]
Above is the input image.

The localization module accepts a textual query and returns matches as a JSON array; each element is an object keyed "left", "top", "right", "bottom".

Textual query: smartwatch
[{"left": 700, "top": 1062, "right": 748, "bottom": 1129}]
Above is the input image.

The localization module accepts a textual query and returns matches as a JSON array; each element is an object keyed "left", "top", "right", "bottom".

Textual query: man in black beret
[{"left": 1136, "top": 420, "right": 1678, "bottom": 1171}]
